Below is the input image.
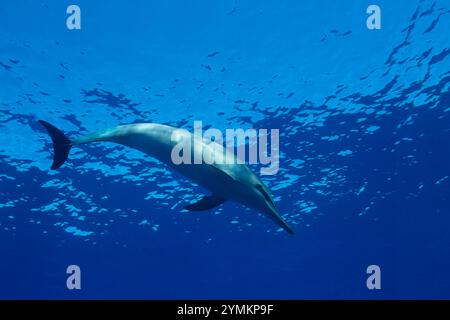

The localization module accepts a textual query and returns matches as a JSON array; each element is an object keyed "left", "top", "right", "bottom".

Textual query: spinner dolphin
[{"left": 39, "top": 120, "right": 294, "bottom": 234}]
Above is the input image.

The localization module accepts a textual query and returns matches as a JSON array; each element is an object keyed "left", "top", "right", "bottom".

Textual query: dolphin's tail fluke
[{"left": 39, "top": 120, "right": 72, "bottom": 170}]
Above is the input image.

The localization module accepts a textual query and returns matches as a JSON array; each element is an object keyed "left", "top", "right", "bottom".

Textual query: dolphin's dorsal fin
[{"left": 184, "top": 194, "right": 226, "bottom": 211}]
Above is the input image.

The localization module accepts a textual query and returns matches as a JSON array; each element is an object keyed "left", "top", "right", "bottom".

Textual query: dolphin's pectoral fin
[{"left": 184, "top": 194, "right": 226, "bottom": 211}]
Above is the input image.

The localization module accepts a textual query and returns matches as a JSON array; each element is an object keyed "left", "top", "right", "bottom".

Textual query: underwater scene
[{"left": 0, "top": 0, "right": 450, "bottom": 299}]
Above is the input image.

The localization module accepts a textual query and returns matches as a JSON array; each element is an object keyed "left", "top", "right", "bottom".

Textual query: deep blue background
[{"left": 0, "top": 0, "right": 449, "bottom": 299}]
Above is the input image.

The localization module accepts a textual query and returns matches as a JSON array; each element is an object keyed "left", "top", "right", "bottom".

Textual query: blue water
[{"left": 1, "top": 0, "right": 450, "bottom": 299}]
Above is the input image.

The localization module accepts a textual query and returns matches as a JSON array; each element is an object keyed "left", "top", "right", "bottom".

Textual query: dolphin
[{"left": 38, "top": 120, "right": 294, "bottom": 234}]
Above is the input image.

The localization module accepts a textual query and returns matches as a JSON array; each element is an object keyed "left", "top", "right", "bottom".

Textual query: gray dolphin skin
[{"left": 39, "top": 120, "right": 294, "bottom": 234}]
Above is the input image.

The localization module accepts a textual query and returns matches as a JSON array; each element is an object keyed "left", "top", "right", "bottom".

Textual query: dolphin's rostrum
[{"left": 39, "top": 120, "right": 294, "bottom": 234}]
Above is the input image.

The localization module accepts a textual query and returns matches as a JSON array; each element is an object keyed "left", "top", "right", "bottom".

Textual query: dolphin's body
[{"left": 39, "top": 120, "right": 294, "bottom": 234}]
